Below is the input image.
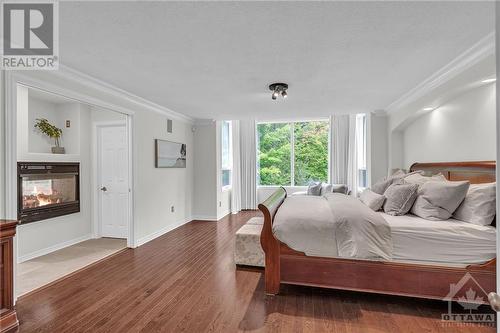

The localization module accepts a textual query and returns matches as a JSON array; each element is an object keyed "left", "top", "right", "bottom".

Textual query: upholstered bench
[{"left": 235, "top": 217, "right": 265, "bottom": 267}]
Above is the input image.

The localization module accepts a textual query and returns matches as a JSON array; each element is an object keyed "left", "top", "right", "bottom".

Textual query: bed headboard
[{"left": 409, "top": 161, "right": 496, "bottom": 184}]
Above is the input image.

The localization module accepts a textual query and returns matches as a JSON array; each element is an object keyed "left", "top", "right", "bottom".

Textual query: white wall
[
  {"left": 192, "top": 122, "right": 217, "bottom": 219},
  {"left": 27, "top": 97, "right": 81, "bottom": 155},
  {"left": 192, "top": 121, "right": 231, "bottom": 220},
  {"left": 402, "top": 83, "right": 495, "bottom": 168},
  {"left": 133, "top": 112, "right": 194, "bottom": 242},
  {"left": 369, "top": 114, "right": 388, "bottom": 184},
  {"left": 17, "top": 87, "right": 93, "bottom": 261}
]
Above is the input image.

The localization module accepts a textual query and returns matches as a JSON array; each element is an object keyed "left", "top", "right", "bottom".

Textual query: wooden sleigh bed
[{"left": 258, "top": 161, "right": 496, "bottom": 302}]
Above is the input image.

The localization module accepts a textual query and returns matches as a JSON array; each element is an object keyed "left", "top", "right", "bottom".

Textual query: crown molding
[
  {"left": 55, "top": 64, "right": 194, "bottom": 123},
  {"left": 385, "top": 32, "right": 495, "bottom": 114}
]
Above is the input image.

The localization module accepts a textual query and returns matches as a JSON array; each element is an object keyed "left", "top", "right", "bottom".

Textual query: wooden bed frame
[{"left": 258, "top": 161, "right": 496, "bottom": 302}]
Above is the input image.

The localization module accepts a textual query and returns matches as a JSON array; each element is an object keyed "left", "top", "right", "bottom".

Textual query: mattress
[
  {"left": 380, "top": 213, "right": 496, "bottom": 266},
  {"left": 273, "top": 196, "right": 496, "bottom": 266}
]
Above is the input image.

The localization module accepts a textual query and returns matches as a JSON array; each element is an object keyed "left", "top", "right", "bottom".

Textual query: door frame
[{"left": 92, "top": 120, "right": 130, "bottom": 241}]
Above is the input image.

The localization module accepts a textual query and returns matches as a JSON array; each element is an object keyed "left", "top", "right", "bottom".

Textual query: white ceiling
[{"left": 59, "top": 1, "right": 494, "bottom": 121}]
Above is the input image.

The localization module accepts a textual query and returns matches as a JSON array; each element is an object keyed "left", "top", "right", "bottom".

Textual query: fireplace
[{"left": 18, "top": 162, "right": 80, "bottom": 223}]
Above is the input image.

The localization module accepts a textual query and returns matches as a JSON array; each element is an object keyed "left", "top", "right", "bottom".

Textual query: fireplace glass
[
  {"left": 18, "top": 162, "right": 80, "bottom": 223},
  {"left": 21, "top": 174, "right": 77, "bottom": 210}
]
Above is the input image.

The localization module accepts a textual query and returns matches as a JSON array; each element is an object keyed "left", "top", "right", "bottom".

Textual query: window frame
[
  {"left": 256, "top": 118, "right": 331, "bottom": 187},
  {"left": 356, "top": 114, "right": 367, "bottom": 191},
  {"left": 221, "top": 120, "right": 232, "bottom": 191}
]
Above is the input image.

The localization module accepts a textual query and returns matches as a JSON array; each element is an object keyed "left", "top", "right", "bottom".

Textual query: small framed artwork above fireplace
[{"left": 17, "top": 162, "right": 80, "bottom": 224}]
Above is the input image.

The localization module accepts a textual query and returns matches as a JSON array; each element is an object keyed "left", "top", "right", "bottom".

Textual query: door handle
[
  {"left": 488, "top": 292, "right": 500, "bottom": 311},
  {"left": 100, "top": 186, "right": 108, "bottom": 192}
]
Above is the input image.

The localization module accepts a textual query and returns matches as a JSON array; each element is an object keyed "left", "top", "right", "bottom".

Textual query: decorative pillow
[
  {"left": 331, "top": 184, "right": 348, "bottom": 194},
  {"left": 320, "top": 183, "right": 332, "bottom": 196},
  {"left": 307, "top": 182, "right": 322, "bottom": 196},
  {"left": 359, "top": 189, "right": 386, "bottom": 211},
  {"left": 383, "top": 182, "right": 419, "bottom": 216},
  {"left": 411, "top": 181, "right": 470, "bottom": 220},
  {"left": 371, "top": 170, "right": 419, "bottom": 194},
  {"left": 371, "top": 173, "right": 404, "bottom": 195},
  {"left": 404, "top": 173, "right": 447, "bottom": 185},
  {"left": 453, "top": 182, "right": 496, "bottom": 226}
]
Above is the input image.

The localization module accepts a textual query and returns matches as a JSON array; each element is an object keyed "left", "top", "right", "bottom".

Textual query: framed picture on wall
[{"left": 155, "top": 139, "right": 186, "bottom": 168}]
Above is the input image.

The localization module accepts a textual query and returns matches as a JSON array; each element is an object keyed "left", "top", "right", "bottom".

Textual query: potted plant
[{"left": 34, "top": 118, "right": 65, "bottom": 154}]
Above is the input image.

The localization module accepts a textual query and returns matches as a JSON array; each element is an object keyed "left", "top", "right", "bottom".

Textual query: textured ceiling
[{"left": 58, "top": 1, "right": 494, "bottom": 120}]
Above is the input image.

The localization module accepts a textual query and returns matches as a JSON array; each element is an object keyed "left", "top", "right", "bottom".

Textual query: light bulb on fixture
[
  {"left": 269, "top": 83, "right": 289, "bottom": 100},
  {"left": 482, "top": 78, "right": 496, "bottom": 84}
]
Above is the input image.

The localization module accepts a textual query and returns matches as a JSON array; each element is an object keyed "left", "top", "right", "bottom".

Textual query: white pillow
[
  {"left": 411, "top": 180, "right": 470, "bottom": 220},
  {"left": 404, "top": 173, "right": 447, "bottom": 185},
  {"left": 359, "top": 189, "right": 385, "bottom": 211},
  {"left": 453, "top": 183, "right": 496, "bottom": 226}
]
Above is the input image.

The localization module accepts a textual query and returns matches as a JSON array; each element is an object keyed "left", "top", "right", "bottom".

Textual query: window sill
[{"left": 222, "top": 186, "right": 232, "bottom": 192}]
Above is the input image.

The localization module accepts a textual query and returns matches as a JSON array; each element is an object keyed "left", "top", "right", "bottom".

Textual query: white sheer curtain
[
  {"left": 239, "top": 119, "right": 257, "bottom": 209},
  {"left": 330, "top": 114, "right": 358, "bottom": 196},
  {"left": 231, "top": 120, "right": 242, "bottom": 213},
  {"left": 330, "top": 115, "right": 349, "bottom": 184},
  {"left": 347, "top": 114, "right": 359, "bottom": 197}
]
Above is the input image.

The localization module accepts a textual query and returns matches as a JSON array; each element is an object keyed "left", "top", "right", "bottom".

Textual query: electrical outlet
[
  {"left": 66, "top": 120, "right": 71, "bottom": 128},
  {"left": 171, "top": 206, "right": 174, "bottom": 213},
  {"left": 219, "top": 201, "right": 221, "bottom": 207}
]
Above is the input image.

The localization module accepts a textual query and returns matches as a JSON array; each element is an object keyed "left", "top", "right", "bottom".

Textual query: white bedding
[
  {"left": 272, "top": 195, "right": 496, "bottom": 266},
  {"left": 381, "top": 213, "right": 496, "bottom": 266}
]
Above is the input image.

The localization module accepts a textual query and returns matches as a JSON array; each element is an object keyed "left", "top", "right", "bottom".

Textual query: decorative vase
[{"left": 51, "top": 146, "right": 65, "bottom": 154}]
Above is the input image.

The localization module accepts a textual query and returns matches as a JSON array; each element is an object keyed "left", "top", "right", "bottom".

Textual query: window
[
  {"left": 257, "top": 120, "right": 329, "bottom": 186},
  {"left": 221, "top": 121, "right": 232, "bottom": 188},
  {"left": 356, "top": 114, "right": 367, "bottom": 190}
]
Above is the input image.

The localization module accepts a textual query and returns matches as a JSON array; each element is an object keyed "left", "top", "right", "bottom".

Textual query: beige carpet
[{"left": 17, "top": 238, "right": 127, "bottom": 297}]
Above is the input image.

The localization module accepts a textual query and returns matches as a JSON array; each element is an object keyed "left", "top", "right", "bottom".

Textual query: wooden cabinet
[{"left": 0, "top": 220, "right": 18, "bottom": 332}]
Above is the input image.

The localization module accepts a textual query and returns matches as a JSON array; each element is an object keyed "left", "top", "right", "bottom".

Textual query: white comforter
[{"left": 272, "top": 193, "right": 393, "bottom": 260}]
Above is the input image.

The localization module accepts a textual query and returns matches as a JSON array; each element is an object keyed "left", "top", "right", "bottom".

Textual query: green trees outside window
[{"left": 257, "top": 120, "right": 329, "bottom": 186}]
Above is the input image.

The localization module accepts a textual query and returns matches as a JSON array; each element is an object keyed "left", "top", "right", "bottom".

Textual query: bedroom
[{"left": 0, "top": 1, "right": 499, "bottom": 332}]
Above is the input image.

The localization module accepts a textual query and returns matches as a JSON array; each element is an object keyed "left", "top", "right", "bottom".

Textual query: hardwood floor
[{"left": 15, "top": 211, "right": 495, "bottom": 333}]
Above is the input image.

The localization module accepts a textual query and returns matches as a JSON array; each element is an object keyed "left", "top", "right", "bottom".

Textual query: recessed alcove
[{"left": 26, "top": 88, "right": 81, "bottom": 156}]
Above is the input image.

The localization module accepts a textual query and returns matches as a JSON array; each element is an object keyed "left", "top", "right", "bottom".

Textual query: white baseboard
[
  {"left": 18, "top": 234, "right": 92, "bottom": 263},
  {"left": 135, "top": 217, "right": 192, "bottom": 247},
  {"left": 217, "top": 210, "right": 230, "bottom": 220},
  {"left": 191, "top": 215, "right": 218, "bottom": 221}
]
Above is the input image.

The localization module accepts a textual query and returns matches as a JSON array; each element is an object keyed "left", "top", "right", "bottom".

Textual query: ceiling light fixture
[
  {"left": 482, "top": 78, "right": 496, "bottom": 83},
  {"left": 422, "top": 107, "right": 435, "bottom": 111},
  {"left": 269, "top": 83, "right": 288, "bottom": 100}
]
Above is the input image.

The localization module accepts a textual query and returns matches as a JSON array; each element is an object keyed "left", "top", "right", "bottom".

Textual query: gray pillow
[
  {"left": 411, "top": 181, "right": 470, "bottom": 221},
  {"left": 453, "top": 183, "right": 496, "bottom": 226},
  {"left": 307, "top": 182, "right": 322, "bottom": 196},
  {"left": 359, "top": 189, "right": 386, "bottom": 211},
  {"left": 383, "top": 182, "right": 419, "bottom": 216},
  {"left": 320, "top": 183, "right": 332, "bottom": 196},
  {"left": 372, "top": 170, "right": 424, "bottom": 195},
  {"left": 331, "top": 184, "right": 348, "bottom": 194}
]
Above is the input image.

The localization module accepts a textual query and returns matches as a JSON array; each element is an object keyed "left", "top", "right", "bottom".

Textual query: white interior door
[{"left": 98, "top": 125, "right": 129, "bottom": 239}]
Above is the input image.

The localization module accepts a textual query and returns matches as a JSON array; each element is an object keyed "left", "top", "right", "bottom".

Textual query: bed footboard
[{"left": 258, "top": 187, "right": 286, "bottom": 295}]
